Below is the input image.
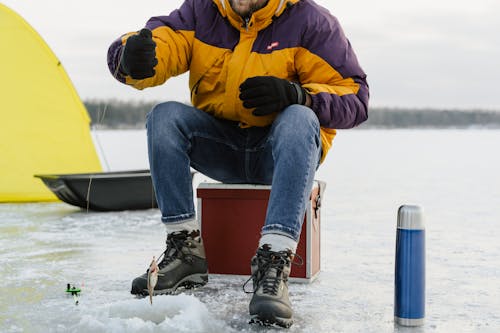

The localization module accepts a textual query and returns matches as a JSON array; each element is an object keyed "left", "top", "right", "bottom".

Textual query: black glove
[
  {"left": 120, "top": 28, "right": 158, "bottom": 79},
  {"left": 239, "top": 76, "right": 307, "bottom": 116}
]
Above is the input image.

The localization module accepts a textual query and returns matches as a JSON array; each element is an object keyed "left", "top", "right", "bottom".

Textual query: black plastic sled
[{"left": 35, "top": 169, "right": 158, "bottom": 211}]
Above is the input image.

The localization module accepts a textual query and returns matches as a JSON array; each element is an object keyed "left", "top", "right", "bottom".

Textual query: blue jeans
[{"left": 146, "top": 102, "right": 322, "bottom": 241}]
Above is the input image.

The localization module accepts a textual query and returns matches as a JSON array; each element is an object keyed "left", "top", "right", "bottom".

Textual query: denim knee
[
  {"left": 273, "top": 105, "right": 320, "bottom": 145},
  {"left": 146, "top": 101, "right": 187, "bottom": 130}
]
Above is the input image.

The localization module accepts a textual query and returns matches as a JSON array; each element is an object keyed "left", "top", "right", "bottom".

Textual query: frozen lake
[{"left": 1, "top": 129, "right": 500, "bottom": 332}]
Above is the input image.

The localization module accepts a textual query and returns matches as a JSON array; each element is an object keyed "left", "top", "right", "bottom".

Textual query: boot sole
[
  {"left": 250, "top": 314, "right": 293, "bottom": 328},
  {"left": 131, "top": 273, "right": 208, "bottom": 296}
]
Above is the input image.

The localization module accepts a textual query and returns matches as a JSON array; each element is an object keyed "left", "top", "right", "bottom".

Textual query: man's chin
[{"left": 231, "top": 5, "right": 252, "bottom": 17}]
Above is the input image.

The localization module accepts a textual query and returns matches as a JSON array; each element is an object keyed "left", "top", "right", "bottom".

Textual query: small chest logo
[{"left": 266, "top": 41, "right": 279, "bottom": 50}]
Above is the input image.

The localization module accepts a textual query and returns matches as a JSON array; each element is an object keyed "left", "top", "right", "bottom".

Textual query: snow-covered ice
[{"left": 1, "top": 129, "right": 500, "bottom": 332}]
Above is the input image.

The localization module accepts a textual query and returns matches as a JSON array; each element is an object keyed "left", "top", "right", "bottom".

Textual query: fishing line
[
  {"left": 86, "top": 96, "right": 111, "bottom": 213},
  {"left": 87, "top": 103, "right": 111, "bottom": 212},
  {"left": 92, "top": 103, "right": 111, "bottom": 171},
  {"left": 85, "top": 49, "right": 123, "bottom": 213}
]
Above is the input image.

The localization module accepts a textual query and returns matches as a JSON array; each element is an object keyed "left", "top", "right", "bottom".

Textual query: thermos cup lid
[{"left": 397, "top": 205, "right": 424, "bottom": 230}]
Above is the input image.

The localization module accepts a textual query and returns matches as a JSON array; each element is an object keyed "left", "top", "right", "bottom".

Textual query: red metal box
[{"left": 196, "top": 182, "right": 324, "bottom": 282}]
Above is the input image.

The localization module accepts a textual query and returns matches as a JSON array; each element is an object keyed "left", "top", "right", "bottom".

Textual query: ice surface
[{"left": 1, "top": 130, "right": 500, "bottom": 332}]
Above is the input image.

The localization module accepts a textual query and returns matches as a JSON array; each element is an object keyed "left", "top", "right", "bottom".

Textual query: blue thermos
[{"left": 394, "top": 205, "right": 425, "bottom": 326}]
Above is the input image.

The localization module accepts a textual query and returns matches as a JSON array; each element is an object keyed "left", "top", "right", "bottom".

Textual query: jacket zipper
[{"left": 243, "top": 17, "right": 250, "bottom": 31}]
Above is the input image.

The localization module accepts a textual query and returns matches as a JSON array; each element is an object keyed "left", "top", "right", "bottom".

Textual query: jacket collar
[{"left": 214, "top": 0, "right": 299, "bottom": 31}]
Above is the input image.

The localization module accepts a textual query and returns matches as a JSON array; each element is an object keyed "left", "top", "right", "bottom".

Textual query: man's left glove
[{"left": 239, "top": 76, "right": 307, "bottom": 116}]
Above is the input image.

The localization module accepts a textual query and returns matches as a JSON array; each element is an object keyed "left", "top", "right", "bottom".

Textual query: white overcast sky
[{"left": 3, "top": 0, "right": 500, "bottom": 109}]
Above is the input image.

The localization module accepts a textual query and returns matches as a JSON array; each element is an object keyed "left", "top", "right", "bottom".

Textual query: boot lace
[
  {"left": 153, "top": 230, "right": 197, "bottom": 270},
  {"left": 243, "top": 247, "right": 303, "bottom": 295}
]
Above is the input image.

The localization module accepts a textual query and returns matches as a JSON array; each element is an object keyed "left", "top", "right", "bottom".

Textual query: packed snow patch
[{"left": 70, "top": 294, "right": 229, "bottom": 333}]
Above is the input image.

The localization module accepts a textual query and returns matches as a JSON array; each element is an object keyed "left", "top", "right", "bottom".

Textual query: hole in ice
[{"left": 72, "top": 294, "right": 229, "bottom": 332}]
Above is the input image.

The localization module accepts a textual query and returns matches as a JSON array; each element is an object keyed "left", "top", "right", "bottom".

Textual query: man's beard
[{"left": 229, "top": 0, "right": 268, "bottom": 17}]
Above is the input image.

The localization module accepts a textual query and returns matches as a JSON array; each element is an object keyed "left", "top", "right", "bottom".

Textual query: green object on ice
[{"left": 66, "top": 284, "right": 81, "bottom": 295}]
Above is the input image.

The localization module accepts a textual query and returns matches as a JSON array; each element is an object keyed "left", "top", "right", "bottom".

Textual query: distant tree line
[
  {"left": 84, "top": 100, "right": 500, "bottom": 129},
  {"left": 358, "top": 107, "right": 500, "bottom": 129},
  {"left": 84, "top": 99, "right": 159, "bottom": 129}
]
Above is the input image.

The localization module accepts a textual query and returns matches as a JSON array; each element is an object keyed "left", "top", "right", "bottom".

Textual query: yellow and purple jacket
[{"left": 108, "top": 0, "right": 369, "bottom": 162}]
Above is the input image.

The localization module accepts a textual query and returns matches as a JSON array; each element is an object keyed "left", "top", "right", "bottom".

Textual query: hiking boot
[
  {"left": 131, "top": 230, "right": 208, "bottom": 296},
  {"left": 246, "top": 245, "right": 295, "bottom": 328}
]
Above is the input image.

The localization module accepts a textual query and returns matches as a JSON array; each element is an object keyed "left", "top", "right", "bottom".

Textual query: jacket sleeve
[
  {"left": 296, "top": 13, "right": 369, "bottom": 129},
  {"left": 107, "top": 0, "right": 196, "bottom": 89}
]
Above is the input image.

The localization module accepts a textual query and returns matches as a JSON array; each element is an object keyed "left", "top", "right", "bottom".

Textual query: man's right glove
[{"left": 120, "top": 28, "right": 158, "bottom": 79}]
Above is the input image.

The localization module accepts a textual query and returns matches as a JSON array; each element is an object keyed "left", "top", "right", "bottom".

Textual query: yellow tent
[{"left": 0, "top": 4, "right": 102, "bottom": 202}]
